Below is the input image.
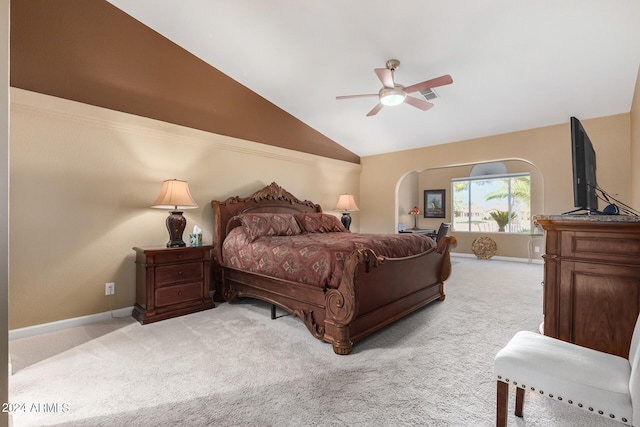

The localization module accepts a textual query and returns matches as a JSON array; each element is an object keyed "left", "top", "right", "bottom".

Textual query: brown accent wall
[{"left": 10, "top": 0, "right": 359, "bottom": 164}]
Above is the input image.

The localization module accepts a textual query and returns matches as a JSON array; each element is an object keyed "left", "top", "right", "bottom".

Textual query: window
[{"left": 452, "top": 173, "right": 531, "bottom": 233}]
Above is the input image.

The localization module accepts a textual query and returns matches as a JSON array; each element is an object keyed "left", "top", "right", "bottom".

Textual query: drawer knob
[
  {"left": 178, "top": 291, "right": 183, "bottom": 296},
  {"left": 178, "top": 271, "right": 183, "bottom": 275}
]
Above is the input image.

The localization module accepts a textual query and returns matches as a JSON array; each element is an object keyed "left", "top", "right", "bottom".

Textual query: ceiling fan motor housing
[{"left": 386, "top": 59, "right": 401, "bottom": 71}]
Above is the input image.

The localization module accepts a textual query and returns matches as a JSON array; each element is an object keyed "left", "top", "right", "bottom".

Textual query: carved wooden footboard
[
  {"left": 323, "top": 236, "right": 455, "bottom": 354},
  {"left": 211, "top": 182, "right": 455, "bottom": 355}
]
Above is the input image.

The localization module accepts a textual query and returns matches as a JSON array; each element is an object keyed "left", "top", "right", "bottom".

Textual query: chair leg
[
  {"left": 515, "top": 387, "right": 524, "bottom": 417},
  {"left": 496, "top": 380, "right": 509, "bottom": 427}
]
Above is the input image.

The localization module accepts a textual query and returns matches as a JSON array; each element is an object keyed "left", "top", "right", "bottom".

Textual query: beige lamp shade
[
  {"left": 151, "top": 179, "right": 198, "bottom": 210},
  {"left": 335, "top": 194, "right": 359, "bottom": 212}
]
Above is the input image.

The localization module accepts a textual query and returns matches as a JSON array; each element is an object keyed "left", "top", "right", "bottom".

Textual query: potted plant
[{"left": 489, "top": 210, "right": 516, "bottom": 232}]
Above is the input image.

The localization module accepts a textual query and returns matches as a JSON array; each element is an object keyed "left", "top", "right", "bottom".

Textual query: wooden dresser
[
  {"left": 132, "top": 245, "right": 215, "bottom": 324},
  {"left": 535, "top": 215, "right": 640, "bottom": 357}
]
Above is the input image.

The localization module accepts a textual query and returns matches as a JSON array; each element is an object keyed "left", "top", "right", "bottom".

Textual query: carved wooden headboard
[{"left": 210, "top": 182, "right": 322, "bottom": 264}]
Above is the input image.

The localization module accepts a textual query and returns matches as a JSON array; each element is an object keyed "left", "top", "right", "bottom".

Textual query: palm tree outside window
[{"left": 452, "top": 173, "right": 531, "bottom": 233}]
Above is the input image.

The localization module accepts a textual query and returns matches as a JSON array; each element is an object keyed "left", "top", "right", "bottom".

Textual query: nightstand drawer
[
  {"left": 155, "top": 282, "right": 203, "bottom": 307},
  {"left": 154, "top": 249, "right": 205, "bottom": 264},
  {"left": 155, "top": 262, "right": 203, "bottom": 286}
]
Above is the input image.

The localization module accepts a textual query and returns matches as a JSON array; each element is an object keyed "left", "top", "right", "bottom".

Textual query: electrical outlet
[
  {"left": 105, "top": 282, "right": 115, "bottom": 296},
  {"left": 534, "top": 246, "right": 540, "bottom": 253}
]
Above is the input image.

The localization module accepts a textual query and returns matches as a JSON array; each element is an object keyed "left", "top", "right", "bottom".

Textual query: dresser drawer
[
  {"left": 155, "top": 282, "right": 203, "bottom": 307},
  {"left": 155, "top": 262, "right": 203, "bottom": 286}
]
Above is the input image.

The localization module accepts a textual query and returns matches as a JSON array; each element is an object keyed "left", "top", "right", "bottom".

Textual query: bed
[{"left": 211, "top": 182, "right": 456, "bottom": 355}]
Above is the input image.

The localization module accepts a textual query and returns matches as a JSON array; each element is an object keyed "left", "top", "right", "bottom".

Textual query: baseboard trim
[
  {"left": 9, "top": 307, "right": 134, "bottom": 341},
  {"left": 451, "top": 252, "right": 544, "bottom": 264}
]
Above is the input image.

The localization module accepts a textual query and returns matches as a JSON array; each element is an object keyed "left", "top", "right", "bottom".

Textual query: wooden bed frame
[{"left": 211, "top": 182, "right": 456, "bottom": 355}]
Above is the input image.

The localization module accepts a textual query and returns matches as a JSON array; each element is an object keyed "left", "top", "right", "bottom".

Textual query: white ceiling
[{"left": 107, "top": 0, "right": 640, "bottom": 158}]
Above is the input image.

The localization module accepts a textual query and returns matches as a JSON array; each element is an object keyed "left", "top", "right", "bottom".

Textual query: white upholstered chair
[{"left": 494, "top": 314, "right": 640, "bottom": 426}]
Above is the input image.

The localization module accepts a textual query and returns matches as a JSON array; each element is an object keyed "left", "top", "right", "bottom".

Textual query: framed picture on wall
[{"left": 424, "top": 189, "right": 446, "bottom": 218}]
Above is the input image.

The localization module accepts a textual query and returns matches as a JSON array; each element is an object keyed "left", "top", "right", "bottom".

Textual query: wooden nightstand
[{"left": 132, "top": 245, "right": 215, "bottom": 324}]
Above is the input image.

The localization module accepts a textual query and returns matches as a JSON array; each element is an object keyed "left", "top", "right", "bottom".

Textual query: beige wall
[
  {"left": 632, "top": 67, "right": 640, "bottom": 209},
  {"left": 397, "top": 171, "right": 419, "bottom": 229},
  {"left": 360, "top": 113, "right": 632, "bottom": 259},
  {"left": 9, "top": 89, "right": 361, "bottom": 329},
  {"left": 2, "top": 0, "right": 9, "bottom": 424}
]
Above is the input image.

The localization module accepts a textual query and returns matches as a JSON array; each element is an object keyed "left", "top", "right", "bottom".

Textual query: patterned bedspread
[{"left": 222, "top": 227, "right": 437, "bottom": 288}]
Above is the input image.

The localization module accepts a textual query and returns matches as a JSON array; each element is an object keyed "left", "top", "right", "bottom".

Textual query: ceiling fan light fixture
[
  {"left": 379, "top": 87, "right": 407, "bottom": 106},
  {"left": 336, "top": 59, "right": 452, "bottom": 116}
]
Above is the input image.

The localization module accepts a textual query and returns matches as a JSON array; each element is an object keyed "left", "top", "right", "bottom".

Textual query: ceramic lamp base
[
  {"left": 166, "top": 211, "right": 187, "bottom": 247},
  {"left": 340, "top": 212, "right": 352, "bottom": 230}
]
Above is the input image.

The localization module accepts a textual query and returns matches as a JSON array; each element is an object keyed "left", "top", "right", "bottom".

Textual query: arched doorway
[{"left": 396, "top": 159, "right": 544, "bottom": 260}]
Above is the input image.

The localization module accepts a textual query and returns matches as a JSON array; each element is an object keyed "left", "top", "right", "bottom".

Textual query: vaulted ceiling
[
  {"left": 11, "top": 1, "right": 640, "bottom": 163},
  {"left": 10, "top": 0, "right": 359, "bottom": 163}
]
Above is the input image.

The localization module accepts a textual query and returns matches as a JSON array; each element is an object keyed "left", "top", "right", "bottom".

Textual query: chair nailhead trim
[{"left": 496, "top": 376, "right": 621, "bottom": 422}]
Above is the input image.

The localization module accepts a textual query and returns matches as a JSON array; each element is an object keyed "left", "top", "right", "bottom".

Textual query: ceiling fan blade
[
  {"left": 366, "top": 103, "right": 384, "bottom": 116},
  {"left": 404, "top": 74, "right": 453, "bottom": 94},
  {"left": 404, "top": 96, "right": 434, "bottom": 111},
  {"left": 336, "top": 94, "right": 378, "bottom": 100},
  {"left": 374, "top": 68, "right": 394, "bottom": 88}
]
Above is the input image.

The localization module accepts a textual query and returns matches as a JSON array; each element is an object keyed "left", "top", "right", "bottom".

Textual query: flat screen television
[{"left": 570, "top": 116, "right": 599, "bottom": 213}]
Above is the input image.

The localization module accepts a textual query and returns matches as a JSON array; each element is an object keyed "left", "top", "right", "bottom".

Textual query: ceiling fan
[{"left": 336, "top": 59, "right": 453, "bottom": 116}]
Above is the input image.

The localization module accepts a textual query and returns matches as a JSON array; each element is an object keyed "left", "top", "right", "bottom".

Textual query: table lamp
[
  {"left": 335, "top": 194, "right": 359, "bottom": 230},
  {"left": 151, "top": 179, "right": 198, "bottom": 247},
  {"left": 408, "top": 206, "right": 421, "bottom": 230}
]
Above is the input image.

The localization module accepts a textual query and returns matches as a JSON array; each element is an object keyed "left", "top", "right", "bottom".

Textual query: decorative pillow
[
  {"left": 294, "top": 213, "right": 348, "bottom": 233},
  {"left": 237, "top": 213, "right": 301, "bottom": 241}
]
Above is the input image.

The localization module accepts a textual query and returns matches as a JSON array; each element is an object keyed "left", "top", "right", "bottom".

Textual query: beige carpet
[{"left": 9, "top": 257, "right": 622, "bottom": 426}]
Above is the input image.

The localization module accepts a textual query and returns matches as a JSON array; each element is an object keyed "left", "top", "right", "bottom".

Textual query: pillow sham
[
  {"left": 294, "top": 212, "right": 348, "bottom": 233},
  {"left": 237, "top": 213, "right": 302, "bottom": 241}
]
